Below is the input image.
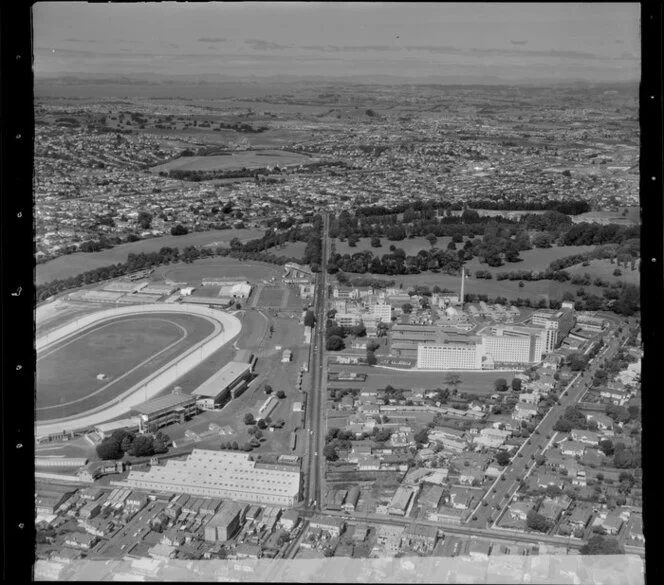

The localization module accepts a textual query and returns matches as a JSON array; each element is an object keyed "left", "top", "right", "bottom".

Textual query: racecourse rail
[{"left": 36, "top": 304, "right": 242, "bottom": 438}]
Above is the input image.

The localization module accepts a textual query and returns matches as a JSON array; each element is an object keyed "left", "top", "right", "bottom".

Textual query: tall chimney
[{"left": 460, "top": 265, "right": 465, "bottom": 305}]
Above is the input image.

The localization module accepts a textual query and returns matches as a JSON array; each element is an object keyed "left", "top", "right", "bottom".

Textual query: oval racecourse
[{"left": 35, "top": 305, "right": 242, "bottom": 437}]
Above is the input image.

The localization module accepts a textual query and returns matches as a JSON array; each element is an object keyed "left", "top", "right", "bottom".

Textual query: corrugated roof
[
  {"left": 192, "top": 362, "right": 250, "bottom": 398},
  {"left": 133, "top": 392, "right": 196, "bottom": 416}
]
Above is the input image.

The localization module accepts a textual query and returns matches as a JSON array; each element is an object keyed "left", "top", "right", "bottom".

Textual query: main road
[
  {"left": 303, "top": 213, "right": 330, "bottom": 510},
  {"left": 467, "top": 323, "right": 628, "bottom": 529}
]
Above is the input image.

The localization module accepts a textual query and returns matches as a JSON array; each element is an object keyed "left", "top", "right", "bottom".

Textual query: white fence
[{"left": 36, "top": 305, "right": 242, "bottom": 437}]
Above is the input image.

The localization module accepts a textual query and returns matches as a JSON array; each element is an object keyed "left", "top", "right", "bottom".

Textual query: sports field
[
  {"left": 154, "top": 257, "right": 283, "bottom": 284},
  {"left": 36, "top": 313, "right": 214, "bottom": 420},
  {"left": 149, "top": 150, "right": 312, "bottom": 173}
]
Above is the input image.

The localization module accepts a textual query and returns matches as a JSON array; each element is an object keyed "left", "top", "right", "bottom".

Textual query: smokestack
[{"left": 460, "top": 265, "right": 465, "bottom": 305}]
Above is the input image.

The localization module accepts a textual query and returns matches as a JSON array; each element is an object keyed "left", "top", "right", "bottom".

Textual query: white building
[{"left": 416, "top": 342, "right": 482, "bottom": 370}]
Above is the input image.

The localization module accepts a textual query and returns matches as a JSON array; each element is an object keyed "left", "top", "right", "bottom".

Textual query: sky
[{"left": 33, "top": 2, "right": 641, "bottom": 83}]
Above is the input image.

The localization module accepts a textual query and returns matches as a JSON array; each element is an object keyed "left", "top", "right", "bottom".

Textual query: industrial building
[
  {"left": 388, "top": 487, "right": 414, "bottom": 516},
  {"left": 133, "top": 391, "right": 198, "bottom": 433},
  {"left": 480, "top": 330, "right": 543, "bottom": 365},
  {"left": 391, "top": 324, "right": 444, "bottom": 344},
  {"left": 191, "top": 362, "right": 252, "bottom": 409},
  {"left": 121, "top": 449, "right": 301, "bottom": 506},
  {"left": 416, "top": 340, "right": 482, "bottom": 370},
  {"left": 204, "top": 502, "right": 244, "bottom": 542}
]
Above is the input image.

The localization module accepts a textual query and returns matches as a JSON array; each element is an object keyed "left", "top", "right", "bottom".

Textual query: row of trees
[{"left": 36, "top": 224, "right": 312, "bottom": 301}]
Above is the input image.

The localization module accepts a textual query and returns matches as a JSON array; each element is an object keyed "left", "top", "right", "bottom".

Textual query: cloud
[
  {"left": 198, "top": 37, "right": 226, "bottom": 43},
  {"left": 245, "top": 39, "right": 291, "bottom": 51},
  {"left": 64, "top": 38, "right": 83, "bottom": 43},
  {"left": 404, "top": 45, "right": 599, "bottom": 59},
  {"left": 163, "top": 42, "right": 180, "bottom": 49},
  {"left": 510, "top": 40, "right": 528, "bottom": 46},
  {"left": 301, "top": 44, "right": 401, "bottom": 53}
]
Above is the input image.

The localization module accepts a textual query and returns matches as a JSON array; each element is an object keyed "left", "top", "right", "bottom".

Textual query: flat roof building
[
  {"left": 204, "top": 502, "right": 243, "bottom": 542},
  {"left": 122, "top": 449, "right": 301, "bottom": 507}
]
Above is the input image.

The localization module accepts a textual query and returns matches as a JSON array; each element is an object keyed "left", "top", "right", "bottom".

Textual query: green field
[
  {"left": 153, "top": 257, "right": 283, "bottom": 284},
  {"left": 36, "top": 228, "right": 263, "bottom": 285},
  {"left": 150, "top": 150, "right": 312, "bottom": 173},
  {"left": 36, "top": 313, "right": 214, "bottom": 420}
]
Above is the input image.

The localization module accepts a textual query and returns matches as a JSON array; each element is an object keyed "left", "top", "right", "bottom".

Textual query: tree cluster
[{"left": 96, "top": 430, "right": 169, "bottom": 460}]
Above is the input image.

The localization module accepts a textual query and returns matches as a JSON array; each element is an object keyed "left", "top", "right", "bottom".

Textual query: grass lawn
[
  {"left": 36, "top": 313, "right": 214, "bottom": 419},
  {"left": 154, "top": 257, "right": 283, "bottom": 284},
  {"left": 36, "top": 228, "right": 263, "bottom": 285},
  {"left": 256, "top": 286, "right": 286, "bottom": 308}
]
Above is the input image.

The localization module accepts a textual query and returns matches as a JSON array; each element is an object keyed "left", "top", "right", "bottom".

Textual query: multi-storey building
[
  {"left": 417, "top": 341, "right": 482, "bottom": 370},
  {"left": 531, "top": 308, "right": 575, "bottom": 351},
  {"left": 134, "top": 392, "right": 198, "bottom": 434}
]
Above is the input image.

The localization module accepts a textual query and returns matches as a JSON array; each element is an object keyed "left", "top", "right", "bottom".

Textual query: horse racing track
[{"left": 36, "top": 312, "right": 215, "bottom": 421}]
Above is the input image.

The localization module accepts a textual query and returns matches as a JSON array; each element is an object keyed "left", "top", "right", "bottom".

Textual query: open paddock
[
  {"left": 36, "top": 228, "right": 263, "bottom": 285},
  {"left": 149, "top": 150, "right": 313, "bottom": 174},
  {"left": 332, "top": 236, "right": 452, "bottom": 258},
  {"left": 565, "top": 258, "right": 640, "bottom": 285},
  {"left": 464, "top": 245, "right": 596, "bottom": 273}
]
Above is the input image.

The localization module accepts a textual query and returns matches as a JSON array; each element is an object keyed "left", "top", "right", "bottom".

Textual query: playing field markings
[{"left": 37, "top": 318, "right": 189, "bottom": 411}]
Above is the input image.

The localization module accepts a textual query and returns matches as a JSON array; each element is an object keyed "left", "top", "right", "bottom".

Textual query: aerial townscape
[{"left": 32, "top": 3, "right": 644, "bottom": 583}]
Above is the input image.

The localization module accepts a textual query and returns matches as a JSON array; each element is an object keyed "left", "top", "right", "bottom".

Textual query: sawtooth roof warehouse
[{"left": 118, "top": 449, "right": 301, "bottom": 507}]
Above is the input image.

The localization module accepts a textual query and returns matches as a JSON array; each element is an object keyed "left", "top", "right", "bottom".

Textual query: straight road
[
  {"left": 303, "top": 213, "right": 329, "bottom": 510},
  {"left": 467, "top": 326, "right": 626, "bottom": 529},
  {"left": 293, "top": 506, "right": 644, "bottom": 558}
]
